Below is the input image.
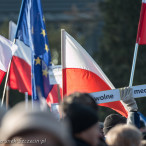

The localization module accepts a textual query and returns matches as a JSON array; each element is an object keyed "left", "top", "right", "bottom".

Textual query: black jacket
[{"left": 74, "top": 137, "right": 91, "bottom": 146}]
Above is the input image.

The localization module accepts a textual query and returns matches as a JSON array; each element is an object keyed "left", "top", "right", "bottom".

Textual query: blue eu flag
[{"left": 15, "top": 0, "right": 52, "bottom": 100}]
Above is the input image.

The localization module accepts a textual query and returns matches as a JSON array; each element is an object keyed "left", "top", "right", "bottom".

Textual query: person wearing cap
[
  {"left": 103, "top": 113, "right": 127, "bottom": 136},
  {"left": 60, "top": 92, "right": 108, "bottom": 146},
  {"left": 103, "top": 87, "right": 140, "bottom": 136},
  {"left": 64, "top": 102, "right": 99, "bottom": 146},
  {"left": 60, "top": 92, "right": 98, "bottom": 118},
  {"left": 0, "top": 101, "right": 74, "bottom": 146}
]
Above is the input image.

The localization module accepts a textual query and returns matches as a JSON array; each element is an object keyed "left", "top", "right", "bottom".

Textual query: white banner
[
  {"left": 48, "top": 66, "right": 146, "bottom": 104},
  {"left": 90, "top": 84, "right": 146, "bottom": 104},
  {"left": 48, "top": 65, "right": 62, "bottom": 86}
]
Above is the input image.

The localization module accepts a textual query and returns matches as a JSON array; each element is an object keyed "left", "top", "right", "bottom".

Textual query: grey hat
[
  {"left": 103, "top": 114, "right": 126, "bottom": 135},
  {"left": 0, "top": 102, "right": 74, "bottom": 146}
]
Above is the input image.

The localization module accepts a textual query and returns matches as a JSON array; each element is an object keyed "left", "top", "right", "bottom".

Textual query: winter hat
[
  {"left": 0, "top": 102, "right": 74, "bottom": 146},
  {"left": 66, "top": 103, "right": 98, "bottom": 134},
  {"left": 103, "top": 114, "right": 126, "bottom": 135}
]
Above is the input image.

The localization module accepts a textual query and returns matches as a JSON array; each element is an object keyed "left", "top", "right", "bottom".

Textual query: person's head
[
  {"left": 140, "top": 120, "right": 146, "bottom": 133},
  {"left": 141, "top": 140, "right": 146, "bottom": 146},
  {"left": 103, "top": 113, "right": 126, "bottom": 135},
  {"left": 99, "top": 122, "right": 104, "bottom": 137},
  {"left": 60, "top": 92, "right": 98, "bottom": 118},
  {"left": 0, "top": 102, "right": 74, "bottom": 146},
  {"left": 65, "top": 102, "right": 99, "bottom": 146},
  {"left": 106, "top": 124, "right": 142, "bottom": 146}
]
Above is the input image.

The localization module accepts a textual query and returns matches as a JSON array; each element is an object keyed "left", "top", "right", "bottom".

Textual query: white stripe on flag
[{"left": 0, "top": 35, "right": 17, "bottom": 71}]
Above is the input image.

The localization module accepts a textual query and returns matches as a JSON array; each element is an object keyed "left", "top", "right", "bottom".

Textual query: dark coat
[{"left": 74, "top": 137, "right": 91, "bottom": 146}]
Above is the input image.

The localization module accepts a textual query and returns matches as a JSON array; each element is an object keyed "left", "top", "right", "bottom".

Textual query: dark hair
[
  {"left": 65, "top": 102, "right": 98, "bottom": 134},
  {"left": 61, "top": 92, "right": 98, "bottom": 116},
  {"left": 103, "top": 114, "right": 126, "bottom": 135}
]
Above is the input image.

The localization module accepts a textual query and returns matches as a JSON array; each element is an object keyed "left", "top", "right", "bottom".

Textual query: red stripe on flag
[
  {"left": 46, "top": 84, "right": 62, "bottom": 107},
  {"left": 8, "top": 56, "right": 31, "bottom": 95},
  {"left": 63, "top": 68, "right": 128, "bottom": 117},
  {"left": 0, "top": 70, "right": 6, "bottom": 85},
  {"left": 136, "top": 3, "right": 146, "bottom": 44}
]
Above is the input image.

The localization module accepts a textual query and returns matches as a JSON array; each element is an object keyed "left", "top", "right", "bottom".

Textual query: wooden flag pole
[
  {"left": 129, "top": 43, "right": 139, "bottom": 87},
  {"left": 25, "top": 92, "right": 28, "bottom": 110},
  {"left": 61, "top": 29, "right": 65, "bottom": 96},
  {"left": 57, "top": 84, "right": 61, "bottom": 103},
  {"left": 6, "top": 86, "right": 10, "bottom": 109}
]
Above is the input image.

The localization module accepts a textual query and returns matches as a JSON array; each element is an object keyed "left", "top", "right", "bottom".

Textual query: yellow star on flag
[
  {"left": 35, "top": 57, "right": 41, "bottom": 65},
  {"left": 45, "top": 44, "right": 49, "bottom": 52},
  {"left": 42, "top": 68, "right": 48, "bottom": 77},
  {"left": 40, "top": 29, "right": 46, "bottom": 37}
]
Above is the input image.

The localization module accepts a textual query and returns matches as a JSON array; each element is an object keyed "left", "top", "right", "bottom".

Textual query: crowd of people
[{"left": 0, "top": 88, "right": 146, "bottom": 146}]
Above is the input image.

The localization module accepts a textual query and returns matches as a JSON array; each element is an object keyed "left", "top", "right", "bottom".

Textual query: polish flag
[
  {"left": 0, "top": 35, "right": 17, "bottom": 84},
  {"left": 8, "top": 21, "right": 61, "bottom": 105},
  {"left": 61, "top": 30, "right": 128, "bottom": 117},
  {"left": 8, "top": 21, "right": 32, "bottom": 95},
  {"left": 136, "top": 0, "right": 146, "bottom": 44}
]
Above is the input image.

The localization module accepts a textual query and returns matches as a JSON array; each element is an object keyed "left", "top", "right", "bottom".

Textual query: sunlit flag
[
  {"left": 0, "top": 35, "right": 17, "bottom": 84},
  {"left": 61, "top": 30, "right": 128, "bottom": 117}
]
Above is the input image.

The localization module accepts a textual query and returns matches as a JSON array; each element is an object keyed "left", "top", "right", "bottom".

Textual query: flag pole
[
  {"left": 129, "top": 43, "right": 139, "bottom": 87},
  {"left": 6, "top": 86, "right": 10, "bottom": 109},
  {"left": 1, "top": 39, "right": 16, "bottom": 106},
  {"left": 61, "top": 29, "right": 65, "bottom": 96},
  {"left": 25, "top": 92, "right": 28, "bottom": 109},
  {"left": 57, "top": 84, "right": 61, "bottom": 103},
  {"left": 5, "top": 21, "right": 12, "bottom": 109},
  {"left": 14, "top": 0, "right": 25, "bottom": 38},
  {"left": 1, "top": 61, "right": 11, "bottom": 106},
  {"left": 3, "top": 0, "right": 25, "bottom": 107}
]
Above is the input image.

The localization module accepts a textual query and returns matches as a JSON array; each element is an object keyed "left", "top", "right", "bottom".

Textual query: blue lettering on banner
[
  {"left": 94, "top": 94, "right": 114, "bottom": 101},
  {"left": 134, "top": 89, "right": 146, "bottom": 94}
]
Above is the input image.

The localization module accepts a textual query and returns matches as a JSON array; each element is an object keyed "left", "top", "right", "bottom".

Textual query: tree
[{"left": 98, "top": 0, "right": 146, "bottom": 116}]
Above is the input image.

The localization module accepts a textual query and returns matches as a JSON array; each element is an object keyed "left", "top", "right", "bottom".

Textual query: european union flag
[{"left": 15, "top": 0, "right": 52, "bottom": 100}]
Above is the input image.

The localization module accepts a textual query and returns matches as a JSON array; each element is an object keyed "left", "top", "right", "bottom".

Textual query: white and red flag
[
  {"left": 129, "top": 0, "right": 146, "bottom": 86},
  {"left": 8, "top": 21, "right": 62, "bottom": 106},
  {"left": 0, "top": 35, "right": 17, "bottom": 84},
  {"left": 8, "top": 21, "right": 32, "bottom": 95},
  {"left": 61, "top": 30, "right": 128, "bottom": 117},
  {"left": 136, "top": 0, "right": 146, "bottom": 44}
]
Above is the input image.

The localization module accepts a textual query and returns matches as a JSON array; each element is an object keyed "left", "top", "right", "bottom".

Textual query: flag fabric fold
[
  {"left": 136, "top": 0, "right": 146, "bottom": 44},
  {"left": 62, "top": 30, "right": 128, "bottom": 117},
  {"left": 8, "top": 21, "right": 32, "bottom": 95},
  {"left": 9, "top": 22, "right": 61, "bottom": 106},
  {"left": 15, "top": 0, "right": 52, "bottom": 100},
  {"left": 0, "top": 35, "right": 18, "bottom": 84}
]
